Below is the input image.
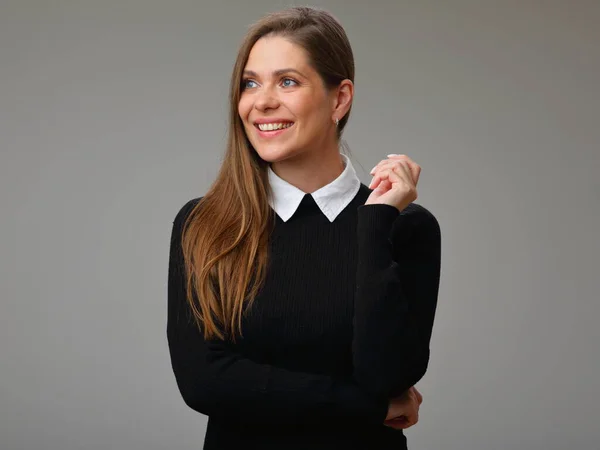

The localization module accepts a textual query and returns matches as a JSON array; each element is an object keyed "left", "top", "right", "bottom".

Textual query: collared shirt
[{"left": 267, "top": 153, "right": 362, "bottom": 222}]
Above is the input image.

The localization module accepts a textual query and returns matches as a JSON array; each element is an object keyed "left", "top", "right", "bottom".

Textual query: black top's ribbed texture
[{"left": 167, "top": 184, "right": 441, "bottom": 450}]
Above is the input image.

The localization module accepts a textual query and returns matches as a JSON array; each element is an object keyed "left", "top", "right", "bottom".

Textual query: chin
[{"left": 254, "top": 146, "right": 298, "bottom": 164}]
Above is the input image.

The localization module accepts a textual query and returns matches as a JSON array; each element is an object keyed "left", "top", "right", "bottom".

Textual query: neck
[{"left": 269, "top": 146, "right": 344, "bottom": 194}]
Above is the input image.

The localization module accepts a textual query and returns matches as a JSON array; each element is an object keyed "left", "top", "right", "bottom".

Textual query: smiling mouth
[{"left": 255, "top": 122, "right": 294, "bottom": 132}]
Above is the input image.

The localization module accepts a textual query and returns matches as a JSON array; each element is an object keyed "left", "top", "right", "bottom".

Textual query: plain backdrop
[{"left": 1, "top": 1, "right": 599, "bottom": 449}]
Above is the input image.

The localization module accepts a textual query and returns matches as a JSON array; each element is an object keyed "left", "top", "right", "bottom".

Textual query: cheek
[
  {"left": 289, "top": 95, "right": 313, "bottom": 117},
  {"left": 237, "top": 96, "right": 252, "bottom": 120},
  {"left": 290, "top": 94, "right": 329, "bottom": 127},
  {"left": 236, "top": 99, "right": 254, "bottom": 140}
]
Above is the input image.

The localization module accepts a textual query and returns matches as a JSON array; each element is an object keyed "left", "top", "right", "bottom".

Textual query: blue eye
[
  {"left": 281, "top": 78, "right": 298, "bottom": 87},
  {"left": 242, "top": 79, "right": 257, "bottom": 89}
]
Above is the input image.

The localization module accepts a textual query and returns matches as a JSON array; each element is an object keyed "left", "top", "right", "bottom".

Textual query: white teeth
[{"left": 257, "top": 122, "right": 293, "bottom": 131}]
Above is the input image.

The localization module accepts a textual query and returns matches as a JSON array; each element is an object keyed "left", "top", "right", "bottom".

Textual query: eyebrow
[{"left": 242, "top": 68, "right": 306, "bottom": 78}]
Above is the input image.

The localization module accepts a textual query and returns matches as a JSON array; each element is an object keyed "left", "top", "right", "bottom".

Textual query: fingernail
[
  {"left": 370, "top": 166, "right": 377, "bottom": 174},
  {"left": 387, "top": 154, "right": 398, "bottom": 157}
]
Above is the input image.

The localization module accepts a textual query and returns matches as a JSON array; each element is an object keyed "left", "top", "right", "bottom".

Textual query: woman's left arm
[{"left": 352, "top": 202, "right": 441, "bottom": 399}]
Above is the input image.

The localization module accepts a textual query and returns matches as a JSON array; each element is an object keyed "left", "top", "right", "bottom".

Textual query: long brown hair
[{"left": 182, "top": 6, "right": 356, "bottom": 342}]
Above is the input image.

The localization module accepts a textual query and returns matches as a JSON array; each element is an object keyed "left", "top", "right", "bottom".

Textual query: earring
[{"left": 334, "top": 117, "right": 339, "bottom": 127}]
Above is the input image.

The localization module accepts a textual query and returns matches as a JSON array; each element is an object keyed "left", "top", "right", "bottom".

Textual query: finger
[
  {"left": 408, "top": 408, "right": 419, "bottom": 426},
  {"left": 369, "top": 175, "right": 392, "bottom": 192},
  {"left": 368, "top": 174, "right": 380, "bottom": 189},
  {"left": 369, "top": 161, "right": 394, "bottom": 188},
  {"left": 373, "top": 169, "right": 400, "bottom": 192},
  {"left": 379, "top": 165, "right": 409, "bottom": 187},
  {"left": 411, "top": 386, "right": 422, "bottom": 405},
  {"left": 396, "top": 160, "right": 417, "bottom": 185},
  {"left": 408, "top": 161, "right": 421, "bottom": 185},
  {"left": 369, "top": 159, "right": 387, "bottom": 175},
  {"left": 379, "top": 178, "right": 392, "bottom": 192},
  {"left": 397, "top": 412, "right": 417, "bottom": 429},
  {"left": 375, "top": 161, "right": 413, "bottom": 186},
  {"left": 369, "top": 156, "right": 400, "bottom": 175},
  {"left": 384, "top": 416, "right": 411, "bottom": 430},
  {"left": 369, "top": 170, "right": 395, "bottom": 191},
  {"left": 387, "top": 154, "right": 421, "bottom": 185}
]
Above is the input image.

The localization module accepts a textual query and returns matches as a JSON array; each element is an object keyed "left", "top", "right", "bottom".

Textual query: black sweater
[{"left": 167, "top": 184, "right": 441, "bottom": 449}]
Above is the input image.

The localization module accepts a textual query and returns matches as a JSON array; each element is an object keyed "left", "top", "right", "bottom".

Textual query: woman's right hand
[
  {"left": 365, "top": 154, "right": 421, "bottom": 212},
  {"left": 383, "top": 386, "right": 423, "bottom": 429}
]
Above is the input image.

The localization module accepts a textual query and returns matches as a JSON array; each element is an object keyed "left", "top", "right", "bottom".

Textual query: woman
[{"left": 167, "top": 6, "right": 441, "bottom": 449}]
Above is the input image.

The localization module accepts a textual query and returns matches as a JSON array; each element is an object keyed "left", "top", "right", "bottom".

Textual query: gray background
[{"left": 1, "top": 1, "right": 599, "bottom": 449}]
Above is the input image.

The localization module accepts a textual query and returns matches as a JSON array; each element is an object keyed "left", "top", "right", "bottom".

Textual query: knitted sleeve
[
  {"left": 353, "top": 202, "right": 441, "bottom": 399},
  {"left": 167, "top": 199, "right": 389, "bottom": 425}
]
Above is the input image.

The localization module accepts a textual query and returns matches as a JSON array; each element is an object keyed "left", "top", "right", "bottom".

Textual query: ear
[{"left": 331, "top": 79, "right": 354, "bottom": 122}]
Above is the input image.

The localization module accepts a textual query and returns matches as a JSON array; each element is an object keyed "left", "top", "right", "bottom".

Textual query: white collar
[{"left": 267, "top": 153, "right": 361, "bottom": 222}]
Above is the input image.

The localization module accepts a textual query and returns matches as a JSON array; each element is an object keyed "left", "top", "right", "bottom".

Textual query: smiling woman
[
  {"left": 237, "top": 35, "right": 352, "bottom": 164},
  {"left": 167, "top": 6, "right": 440, "bottom": 450}
]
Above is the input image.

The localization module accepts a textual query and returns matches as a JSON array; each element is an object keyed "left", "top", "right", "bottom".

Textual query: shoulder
[{"left": 172, "top": 196, "right": 204, "bottom": 227}]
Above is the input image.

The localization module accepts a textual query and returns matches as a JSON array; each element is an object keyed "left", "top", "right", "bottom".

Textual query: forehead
[{"left": 244, "top": 35, "right": 311, "bottom": 73}]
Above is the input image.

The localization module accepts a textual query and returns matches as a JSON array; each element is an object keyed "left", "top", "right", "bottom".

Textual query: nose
[{"left": 254, "top": 85, "right": 280, "bottom": 111}]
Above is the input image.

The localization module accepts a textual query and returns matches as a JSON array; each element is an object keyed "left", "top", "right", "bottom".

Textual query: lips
[
  {"left": 255, "top": 122, "right": 294, "bottom": 131},
  {"left": 252, "top": 121, "right": 295, "bottom": 138}
]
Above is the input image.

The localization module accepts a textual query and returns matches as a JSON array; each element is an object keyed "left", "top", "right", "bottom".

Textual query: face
[{"left": 238, "top": 35, "right": 337, "bottom": 163}]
